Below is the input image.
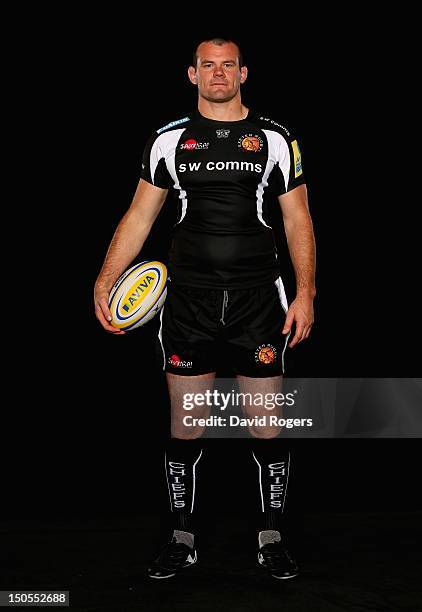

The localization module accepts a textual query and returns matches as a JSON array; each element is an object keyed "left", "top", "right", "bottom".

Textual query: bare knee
[
  {"left": 171, "top": 424, "right": 206, "bottom": 439},
  {"left": 248, "top": 425, "right": 282, "bottom": 439}
]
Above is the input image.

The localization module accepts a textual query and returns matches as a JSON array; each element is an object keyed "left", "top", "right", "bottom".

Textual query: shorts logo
[
  {"left": 180, "top": 139, "right": 209, "bottom": 150},
  {"left": 291, "top": 140, "right": 303, "bottom": 177},
  {"left": 255, "top": 344, "right": 277, "bottom": 365},
  {"left": 238, "top": 133, "right": 263, "bottom": 152},
  {"left": 168, "top": 354, "right": 193, "bottom": 368}
]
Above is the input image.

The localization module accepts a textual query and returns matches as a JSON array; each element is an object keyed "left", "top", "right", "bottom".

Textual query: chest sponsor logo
[
  {"left": 180, "top": 138, "right": 209, "bottom": 150},
  {"left": 178, "top": 160, "right": 262, "bottom": 173},
  {"left": 238, "top": 133, "right": 264, "bottom": 152},
  {"left": 216, "top": 129, "right": 230, "bottom": 138}
]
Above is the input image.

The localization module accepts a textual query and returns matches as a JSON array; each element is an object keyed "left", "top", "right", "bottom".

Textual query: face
[{"left": 188, "top": 42, "right": 248, "bottom": 103}]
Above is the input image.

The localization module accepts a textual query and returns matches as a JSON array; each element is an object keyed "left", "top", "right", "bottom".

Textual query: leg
[
  {"left": 149, "top": 282, "right": 219, "bottom": 579},
  {"left": 236, "top": 375, "right": 297, "bottom": 578},
  {"left": 236, "top": 374, "right": 284, "bottom": 438},
  {"left": 250, "top": 437, "right": 290, "bottom": 527},
  {"left": 250, "top": 436, "right": 299, "bottom": 579},
  {"left": 164, "top": 372, "right": 215, "bottom": 533},
  {"left": 148, "top": 373, "right": 216, "bottom": 580},
  {"left": 227, "top": 280, "right": 290, "bottom": 439},
  {"left": 167, "top": 372, "right": 216, "bottom": 439}
]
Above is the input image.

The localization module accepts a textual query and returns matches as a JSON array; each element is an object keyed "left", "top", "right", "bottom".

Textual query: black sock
[
  {"left": 251, "top": 439, "right": 291, "bottom": 534},
  {"left": 165, "top": 438, "right": 203, "bottom": 535}
]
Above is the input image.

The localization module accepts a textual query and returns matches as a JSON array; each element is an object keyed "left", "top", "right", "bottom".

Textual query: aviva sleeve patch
[{"left": 291, "top": 139, "right": 303, "bottom": 178}]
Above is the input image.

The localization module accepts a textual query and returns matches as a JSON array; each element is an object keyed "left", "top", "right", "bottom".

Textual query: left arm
[{"left": 278, "top": 184, "right": 316, "bottom": 348}]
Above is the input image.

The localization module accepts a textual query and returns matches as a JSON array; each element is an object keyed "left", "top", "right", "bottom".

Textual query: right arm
[{"left": 94, "top": 179, "right": 168, "bottom": 333}]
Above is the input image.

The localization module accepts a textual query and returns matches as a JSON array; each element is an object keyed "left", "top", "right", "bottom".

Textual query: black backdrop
[{"left": 7, "top": 22, "right": 419, "bottom": 524}]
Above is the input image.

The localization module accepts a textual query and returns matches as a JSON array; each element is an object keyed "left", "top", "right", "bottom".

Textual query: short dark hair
[{"left": 192, "top": 38, "right": 243, "bottom": 69}]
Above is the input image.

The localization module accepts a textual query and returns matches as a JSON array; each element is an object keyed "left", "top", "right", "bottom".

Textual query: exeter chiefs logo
[
  {"left": 238, "top": 133, "right": 263, "bottom": 152},
  {"left": 255, "top": 344, "right": 277, "bottom": 365}
]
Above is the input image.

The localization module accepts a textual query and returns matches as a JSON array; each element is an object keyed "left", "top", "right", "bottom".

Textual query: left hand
[{"left": 282, "top": 293, "right": 315, "bottom": 348}]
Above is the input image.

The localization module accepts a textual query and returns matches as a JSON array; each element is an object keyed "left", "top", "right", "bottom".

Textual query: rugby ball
[{"left": 108, "top": 260, "right": 168, "bottom": 331}]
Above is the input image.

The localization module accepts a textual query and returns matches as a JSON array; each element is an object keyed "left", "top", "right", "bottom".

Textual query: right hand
[{"left": 94, "top": 283, "right": 125, "bottom": 335}]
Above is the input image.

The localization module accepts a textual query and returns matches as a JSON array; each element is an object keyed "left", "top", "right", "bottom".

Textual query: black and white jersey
[{"left": 140, "top": 109, "right": 305, "bottom": 289}]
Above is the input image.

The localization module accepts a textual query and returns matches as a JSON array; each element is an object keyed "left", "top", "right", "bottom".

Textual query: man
[{"left": 94, "top": 38, "right": 316, "bottom": 580}]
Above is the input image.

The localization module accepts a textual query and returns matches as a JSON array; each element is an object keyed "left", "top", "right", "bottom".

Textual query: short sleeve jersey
[{"left": 140, "top": 109, "right": 305, "bottom": 289}]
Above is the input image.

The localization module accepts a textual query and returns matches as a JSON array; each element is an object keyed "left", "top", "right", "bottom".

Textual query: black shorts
[{"left": 158, "top": 278, "right": 290, "bottom": 377}]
